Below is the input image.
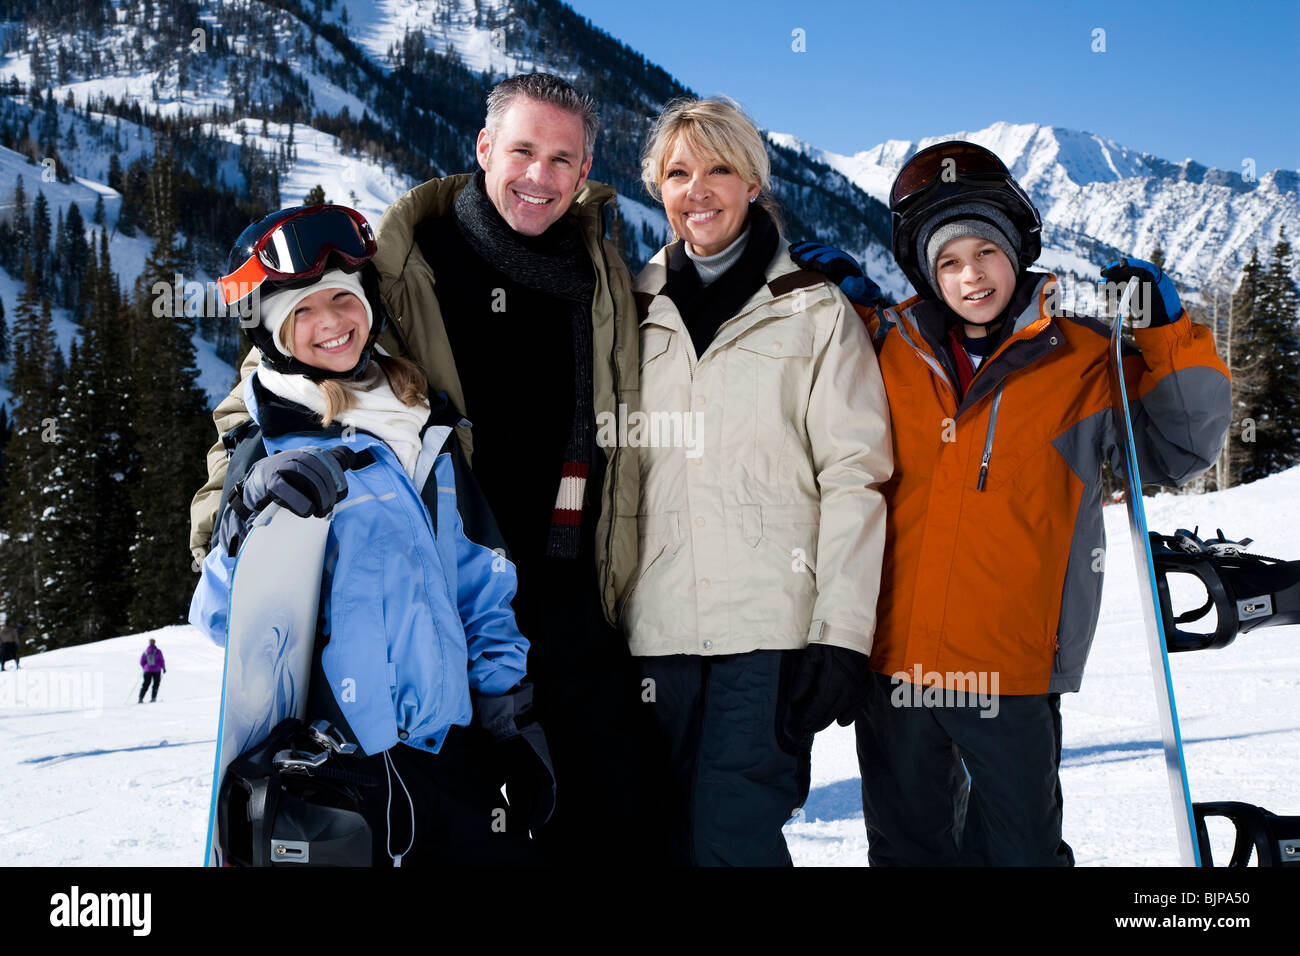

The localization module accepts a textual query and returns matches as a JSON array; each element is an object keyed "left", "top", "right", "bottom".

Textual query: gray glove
[{"left": 218, "top": 446, "right": 352, "bottom": 556}]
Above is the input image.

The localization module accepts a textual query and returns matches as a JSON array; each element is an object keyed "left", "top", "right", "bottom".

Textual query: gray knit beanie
[{"left": 917, "top": 202, "right": 1021, "bottom": 297}]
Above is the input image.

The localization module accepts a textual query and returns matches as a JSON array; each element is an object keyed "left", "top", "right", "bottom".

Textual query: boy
[{"left": 791, "top": 140, "right": 1230, "bottom": 865}]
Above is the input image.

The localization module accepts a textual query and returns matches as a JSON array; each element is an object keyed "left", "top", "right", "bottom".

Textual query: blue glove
[
  {"left": 218, "top": 446, "right": 351, "bottom": 556},
  {"left": 1100, "top": 258, "right": 1182, "bottom": 327},
  {"left": 789, "top": 240, "right": 882, "bottom": 307}
]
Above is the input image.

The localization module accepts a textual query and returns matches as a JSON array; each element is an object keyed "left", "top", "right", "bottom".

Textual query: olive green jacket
[{"left": 188, "top": 174, "right": 642, "bottom": 624}]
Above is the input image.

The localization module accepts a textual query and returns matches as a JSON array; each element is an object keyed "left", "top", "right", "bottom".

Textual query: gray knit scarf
[{"left": 454, "top": 172, "right": 598, "bottom": 559}]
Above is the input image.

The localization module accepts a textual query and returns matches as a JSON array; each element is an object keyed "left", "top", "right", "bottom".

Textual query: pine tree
[
  {"left": 41, "top": 235, "right": 137, "bottom": 645},
  {"left": 0, "top": 259, "right": 60, "bottom": 640},
  {"left": 62, "top": 202, "right": 90, "bottom": 319},
  {"left": 125, "top": 147, "right": 212, "bottom": 631},
  {"left": 0, "top": 299, "right": 7, "bottom": 365},
  {"left": 1231, "top": 249, "right": 1268, "bottom": 483},
  {"left": 10, "top": 176, "right": 30, "bottom": 270},
  {"left": 303, "top": 183, "right": 327, "bottom": 205},
  {"left": 31, "top": 190, "right": 52, "bottom": 295},
  {"left": 1241, "top": 229, "right": 1300, "bottom": 481}
]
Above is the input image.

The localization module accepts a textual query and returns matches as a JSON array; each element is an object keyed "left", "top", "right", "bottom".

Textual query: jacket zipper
[
  {"left": 595, "top": 206, "right": 620, "bottom": 619},
  {"left": 895, "top": 309, "right": 1009, "bottom": 491},
  {"left": 976, "top": 385, "right": 1005, "bottom": 491}
]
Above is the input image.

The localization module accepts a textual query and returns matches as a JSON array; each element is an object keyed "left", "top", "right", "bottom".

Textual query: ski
[{"left": 1107, "top": 281, "right": 1202, "bottom": 866}]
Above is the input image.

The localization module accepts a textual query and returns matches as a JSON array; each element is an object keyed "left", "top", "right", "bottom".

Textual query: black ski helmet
[
  {"left": 889, "top": 141, "right": 1042, "bottom": 299},
  {"left": 220, "top": 205, "right": 387, "bottom": 381}
]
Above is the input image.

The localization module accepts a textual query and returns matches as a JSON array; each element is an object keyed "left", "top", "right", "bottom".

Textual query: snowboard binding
[
  {"left": 1149, "top": 528, "right": 1300, "bottom": 653},
  {"left": 1193, "top": 801, "right": 1300, "bottom": 867},
  {"left": 219, "top": 717, "right": 377, "bottom": 866}
]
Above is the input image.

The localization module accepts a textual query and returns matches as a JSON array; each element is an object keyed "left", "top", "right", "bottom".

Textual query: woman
[
  {"left": 190, "top": 205, "right": 551, "bottom": 866},
  {"left": 626, "top": 96, "right": 893, "bottom": 865}
]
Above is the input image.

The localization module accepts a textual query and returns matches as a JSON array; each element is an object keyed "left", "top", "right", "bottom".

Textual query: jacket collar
[
  {"left": 635, "top": 235, "right": 831, "bottom": 348},
  {"left": 888, "top": 272, "right": 1066, "bottom": 413}
]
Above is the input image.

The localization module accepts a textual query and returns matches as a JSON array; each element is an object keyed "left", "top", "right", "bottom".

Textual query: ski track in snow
[{"left": 1, "top": 471, "right": 1298, "bottom": 867}]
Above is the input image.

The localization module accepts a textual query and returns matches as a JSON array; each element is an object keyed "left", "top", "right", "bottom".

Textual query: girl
[{"left": 190, "top": 204, "right": 551, "bottom": 866}]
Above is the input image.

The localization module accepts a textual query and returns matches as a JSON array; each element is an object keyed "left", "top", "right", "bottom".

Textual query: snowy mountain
[
  {"left": 770, "top": 121, "right": 1300, "bottom": 305},
  {"left": 4, "top": 464, "right": 1299, "bottom": 866}
]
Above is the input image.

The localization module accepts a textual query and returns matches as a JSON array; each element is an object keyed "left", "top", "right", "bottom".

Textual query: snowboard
[
  {"left": 1107, "top": 284, "right": 1202, "bottom": 866},
  {"left": 203, "top": 502, "right": 331, "bottom": 867}
]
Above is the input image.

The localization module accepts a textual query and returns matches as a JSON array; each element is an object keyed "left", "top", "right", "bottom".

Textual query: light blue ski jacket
[{"left": 189, "top": 373, "right": 529, "bottom": 757}]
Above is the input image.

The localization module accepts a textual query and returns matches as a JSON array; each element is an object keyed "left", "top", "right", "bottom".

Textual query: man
[
  {"left": 190, "top": 73, "right": 668, "bottom": 864},
  {"left": 139, "top": 638, "right": 165, "bottom": 703}
]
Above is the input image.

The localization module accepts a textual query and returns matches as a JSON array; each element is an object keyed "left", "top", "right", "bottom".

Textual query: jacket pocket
[
  {"left": 732, "top": 320, "right": 814, "bottom": 359},
  {"left": 758, "top": 504, "right": 820, "bottom": 573},
  {"left": 641, "top": 328, "right": 674, "bottom": 367},
  {"left": 618, "top": 512, "right": 680, "bottom": 616}
]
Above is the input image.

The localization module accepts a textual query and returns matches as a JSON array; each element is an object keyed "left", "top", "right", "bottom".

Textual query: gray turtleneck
[{"left": 684, "top": 225, "right": 751, "bottom": 285}]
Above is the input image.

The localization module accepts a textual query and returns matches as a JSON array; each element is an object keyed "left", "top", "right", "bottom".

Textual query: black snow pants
[
  {"left": 139, "top": 671, "right": 161, "bottom": 702},
  {"left": 636, "top": 649, "right": 813, "bottom": 867},
  {"left": 516, "top": 558, "right": 676, "bottom": 868},
  {"left": 855, "top": 669, "right": 1074, "bottom": 866}
]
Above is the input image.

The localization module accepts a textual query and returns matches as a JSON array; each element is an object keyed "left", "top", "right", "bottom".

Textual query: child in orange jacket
[{"left": 791, "top": 140, "right": 1230, "bottom": 865}]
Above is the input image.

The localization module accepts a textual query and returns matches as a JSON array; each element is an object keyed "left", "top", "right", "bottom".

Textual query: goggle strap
[{"left": 220, "top": 256, "right": 268, "bottom": 307}]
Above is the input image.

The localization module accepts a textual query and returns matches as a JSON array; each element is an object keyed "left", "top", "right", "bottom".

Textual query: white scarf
[{"left": 255, "top": 363, "right": 430, "bottom": 478}]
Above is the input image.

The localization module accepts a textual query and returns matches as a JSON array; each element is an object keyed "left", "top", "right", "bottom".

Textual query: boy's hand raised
[
  {"left": 789, "top": 240, "right": 883, "bottom": 307},
  {"left": 1101, "top": 258, "right": 1183, "bottom": 327}
]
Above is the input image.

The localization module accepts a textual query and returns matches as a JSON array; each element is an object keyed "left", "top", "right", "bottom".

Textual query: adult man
[{"left": 190, "top": 74, "right": 667, "bottom": 864}]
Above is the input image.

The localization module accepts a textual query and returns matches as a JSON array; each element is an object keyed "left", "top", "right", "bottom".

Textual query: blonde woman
[{"left": 626, "top": 96, "right": 892, "bottom": 865}]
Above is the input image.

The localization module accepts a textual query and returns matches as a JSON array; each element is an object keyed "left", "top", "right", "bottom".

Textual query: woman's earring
[{"left": 748, "top": 196, "right": 757, "bottom": 204}]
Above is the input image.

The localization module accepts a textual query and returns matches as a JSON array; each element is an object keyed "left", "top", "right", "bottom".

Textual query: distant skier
[
  {"left": 791, "top": 140, "right": 1231, "bottom": 865},
  {"left": 0, "top": 616, "right": 20, "bottom": 670},
  {"left": 139, "top": 638, "right": 165, "bottom": 702}
]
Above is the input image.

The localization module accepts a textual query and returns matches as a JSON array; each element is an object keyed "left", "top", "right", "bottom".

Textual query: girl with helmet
[
  {"left": 189, "top": 205, "right": 553, "bottom": 866},
  {"left": 791, "top": 141, "right": 1230, "bottom": 865}
]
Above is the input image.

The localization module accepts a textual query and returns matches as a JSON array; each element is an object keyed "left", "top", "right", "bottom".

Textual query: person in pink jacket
[{"left": 139, "top": 638, "right": 165, "bottom": 703}]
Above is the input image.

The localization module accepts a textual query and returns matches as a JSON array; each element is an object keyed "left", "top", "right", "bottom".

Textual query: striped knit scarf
[{"left": 453, "top": 172, "right": 598, "bottom": 558}]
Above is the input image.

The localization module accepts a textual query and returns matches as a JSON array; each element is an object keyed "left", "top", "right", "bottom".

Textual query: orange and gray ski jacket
[{"left": 864, "top": 272, "right": 1230, "bottom": 695}]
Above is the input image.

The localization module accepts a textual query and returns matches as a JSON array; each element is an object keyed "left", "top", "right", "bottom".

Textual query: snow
[{"left": 3, "top": 466, "right": 1298, "bottom": 866}]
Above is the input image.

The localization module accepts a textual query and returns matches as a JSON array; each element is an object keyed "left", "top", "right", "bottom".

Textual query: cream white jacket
[{"left": 623, "top": 240, "right": 892, "bottom": 657}]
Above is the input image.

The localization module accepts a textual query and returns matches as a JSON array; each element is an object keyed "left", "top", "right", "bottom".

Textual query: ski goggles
[
  {"left": 220, "top": 205, "right": 377, "bottom": 306},
  {"left": 889, "top": 142, "right": 1013, "bottom": 211}
]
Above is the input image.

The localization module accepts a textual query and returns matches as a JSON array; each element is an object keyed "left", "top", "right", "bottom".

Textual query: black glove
[
  {"left": 1100, "top": 258, "right": 1182, "bottom": 328},
  {"left": 474, "top": 683, "right": 556, "bottom": 833},
  {"left": 785, "top": 643, "right": 872, "bottom": 738},
  {"left": 218, "top": 446, "right": 352, "bottom": 556},
  {"left": 789, "top": 240, "right": 883, "bottom": 308}
]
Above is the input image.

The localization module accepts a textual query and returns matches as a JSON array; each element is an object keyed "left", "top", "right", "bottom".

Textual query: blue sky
[{"left": 563, "top": 0, "right": 1299, "bottom": 173}]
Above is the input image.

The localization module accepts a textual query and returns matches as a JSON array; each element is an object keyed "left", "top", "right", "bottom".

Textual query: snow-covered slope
[
  {"left": 3, "top": 467, "right": 1298, "bottom": 866},
  {"left": 770, "top": 121, "right": 1300, "bottom": 303}
]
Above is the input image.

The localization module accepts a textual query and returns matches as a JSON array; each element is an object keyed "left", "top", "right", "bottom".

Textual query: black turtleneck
[{"left": 663, "top": 207, "right": 780, "bottom": 357}]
